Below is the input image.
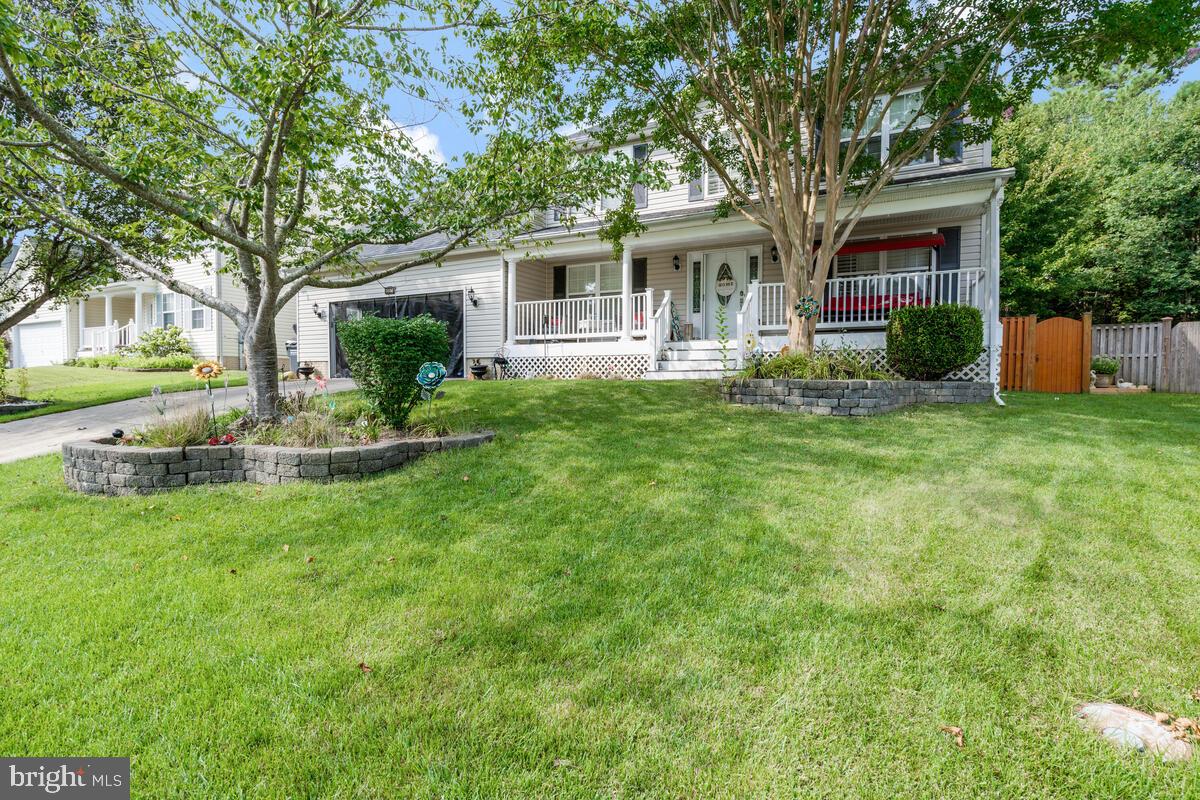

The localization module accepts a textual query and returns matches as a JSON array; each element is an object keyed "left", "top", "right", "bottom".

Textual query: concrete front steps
[{"left": 644, "top": 340, "right": 735, "bottom": 380}]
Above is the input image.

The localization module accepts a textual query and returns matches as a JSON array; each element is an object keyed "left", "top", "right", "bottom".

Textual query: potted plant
[{"left": 1091, "top": 356, "right": 1120, "bottom": 388}]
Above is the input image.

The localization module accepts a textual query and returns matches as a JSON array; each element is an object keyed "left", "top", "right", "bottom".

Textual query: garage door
[{"left": 14, "top": 320, "right": 63, "bottom": 367}]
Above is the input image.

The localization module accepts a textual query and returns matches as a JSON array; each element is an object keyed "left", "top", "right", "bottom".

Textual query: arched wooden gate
[{"left": 1000, "top": 314, "right": 1092, "bottom": 393}]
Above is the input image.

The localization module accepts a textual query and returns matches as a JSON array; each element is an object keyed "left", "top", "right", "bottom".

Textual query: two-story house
[
  {"left": 297, "top": 115, "right": 1012, "bottom": 384},
  {"left": 5, "top": 250, "right": 297, "bottom": 370}
]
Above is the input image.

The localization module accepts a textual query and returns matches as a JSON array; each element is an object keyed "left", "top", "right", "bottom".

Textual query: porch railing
[
  {"left": 757, "top": 267, "right": 986, "bottom": 331},
  {"left": 81, "top": 320, "right": 138, "bottom": 354},
  {"left": 514, "top": 290, "right": 651, "bottom": 342}
]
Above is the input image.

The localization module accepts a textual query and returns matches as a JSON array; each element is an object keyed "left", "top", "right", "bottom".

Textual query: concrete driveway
[{"left": 0, "top": 378, "right": 356, "bottom": 464}]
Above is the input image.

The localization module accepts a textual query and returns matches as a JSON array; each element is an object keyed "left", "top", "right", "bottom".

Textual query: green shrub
[
  {"left": 886, "top": 305, "right": 983, "bottom": 380},
  {"left": 1091, "top": 356, "right": 1121, "bottom": 375},
  {"left": 335, "top": 314, "right": 450, "bottom": 427},
  {"left": 77, "top": 354, "right": 122, "bottom": 369},
  {"left": 117, "top": 354, "right": 195, "bottom": 370},
  {"left": 738, "top": 346, "right": 891, "bottom": 381},
  {"left": 0, "top": 337, "right": 7, "bottom": 398},
  {"left": 127, "top": 325, "right": 193, "bottom": 358}
]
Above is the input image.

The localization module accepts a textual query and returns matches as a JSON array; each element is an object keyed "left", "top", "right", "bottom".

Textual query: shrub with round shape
[
  {"left": 336, "top": 314, "right": 450, "bottom": 427},
  {"left": 886, "top": 305, "right": 984, "bottom": 381}
]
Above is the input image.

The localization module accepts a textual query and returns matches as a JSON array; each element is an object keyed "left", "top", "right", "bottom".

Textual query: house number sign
[{"left": 714, "top": 262, "right": 737, "bottom": 305}]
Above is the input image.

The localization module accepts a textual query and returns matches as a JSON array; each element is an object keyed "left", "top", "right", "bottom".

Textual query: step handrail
[
  {"left": 735, "top": 280, "right": 760, "bottom": 369},
  {"left": 649, "top": 289, "right": 672, "bottom": 360}
]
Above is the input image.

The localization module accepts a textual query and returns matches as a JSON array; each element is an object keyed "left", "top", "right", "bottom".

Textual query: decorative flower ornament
[
  {"left": 794, "top": 295, "right": 820, "bottom": 319},
  {"left": 191, "top": 361, "right": 224, "bottom": 382},
  {"left": 743, "top": 332, "right": 757, "bottom": 352},
  {"left": 416, "top": 362, "right": 447, "bottom": 392}
]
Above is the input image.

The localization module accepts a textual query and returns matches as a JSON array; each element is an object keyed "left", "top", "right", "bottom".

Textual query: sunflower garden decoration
[
  {"left": 794, "top": 294, "right": 820, "bottom": 320},
  {"left": 192, "top": 360, "right": 224, "bottom": 437}
]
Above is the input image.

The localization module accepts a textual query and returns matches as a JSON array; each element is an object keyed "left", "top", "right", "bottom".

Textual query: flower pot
[
  {"left": 297, "top": 365, "right": 316, "bottom": 380},
  {"left": 469, "top": 363, "right": 489, "bottom": 380},
  {"left": 1094, "top": 372, "right": 1115, "bottom": 388}
]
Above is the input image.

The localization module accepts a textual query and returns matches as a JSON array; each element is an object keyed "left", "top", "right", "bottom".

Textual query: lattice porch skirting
[{"left": 504, "top": 354, "right": 652, "bottom": 380}]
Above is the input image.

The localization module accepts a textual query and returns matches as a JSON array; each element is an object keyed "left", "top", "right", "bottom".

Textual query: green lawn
[
  {"left": 2, "top": 381, "right": 1199, "bottom": 798},
  {"left": 1, "top": 365, "right": 248, "bottom": 421}
]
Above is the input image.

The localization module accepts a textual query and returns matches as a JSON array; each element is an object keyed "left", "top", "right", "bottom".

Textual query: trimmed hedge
[
  {"left": 886, "top": 305, "right": 983, "bottom": 380},
  {"left": 336, "top": 314, "right": 450, "bottom": 427}
]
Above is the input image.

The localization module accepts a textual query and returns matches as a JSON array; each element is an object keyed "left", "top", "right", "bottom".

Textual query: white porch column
[
  {"left": 77, "top": 298, "right": 86, "bottom": 351},
  {"left": 988, "top": 185, "right": 1003, "bottom": 378},
  {"left": 619, "top": 245, "right": 633, "bottom": 341},
  {"left": 505, "top": 257, "right": 517, "bottom": 346},
  {"left": 103, "top": 294, "right": 113, "bottom": 352},
  {"left": 134, "top": 291, "right": 144, "bottom": 339}
]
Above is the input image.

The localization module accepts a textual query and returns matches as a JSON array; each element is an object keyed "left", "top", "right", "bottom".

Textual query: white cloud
[{"left": 405, "top": 124, "right": 446, "bottom": 164}]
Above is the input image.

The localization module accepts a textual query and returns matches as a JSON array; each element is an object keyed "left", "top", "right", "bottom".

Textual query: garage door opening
[{"left": 328, "top": 291, "right": 465, "bottom": 379}]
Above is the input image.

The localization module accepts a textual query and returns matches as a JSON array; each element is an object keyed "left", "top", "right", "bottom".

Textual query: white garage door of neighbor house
[{"left": 14, "top": 321, "right": 62, "bottom": 367}]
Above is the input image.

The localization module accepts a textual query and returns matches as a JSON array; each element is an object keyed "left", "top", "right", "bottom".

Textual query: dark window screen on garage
[{"left": 328, "top": 291, "right": 465, "bottom": 378}]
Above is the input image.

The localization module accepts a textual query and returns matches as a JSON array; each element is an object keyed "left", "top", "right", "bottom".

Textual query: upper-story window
[
  {"left": 841, "top": 89, "right": 962, "bottom": 169},
  {"left": 551, "top": 142, "right": 649, "bottom": 222}
]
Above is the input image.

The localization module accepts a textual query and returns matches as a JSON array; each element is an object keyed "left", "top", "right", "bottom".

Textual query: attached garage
[
  {"left": 12, "top": 320, "right": 64, "bottom": 367},
  {"left": 327, "top": 291, "right": 466, "bottom": 378}
]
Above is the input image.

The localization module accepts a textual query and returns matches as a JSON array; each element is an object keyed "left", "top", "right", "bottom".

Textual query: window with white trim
[
  {"left": 833, "top": 239, "right": 935, "bottom": 277},
  {"left": 841, "top": 90, "right": 949, "bottom": 169},
  {"left": 160, "top": 292, "right": 178, "bottom": 327},
  {"left": 566, "top": 262, "right": 621, "bottom": 297},
  {"left": 189, "top": 297, "right": 207, "bottom": 329}
]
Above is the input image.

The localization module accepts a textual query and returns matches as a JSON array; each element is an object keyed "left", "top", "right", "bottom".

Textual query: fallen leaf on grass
[
  {"left": 281, "top": 544, "right": 290, "bottom": 553},
  {"left": 132, "top": 563, "right": 142, "bottom": 572},
  {"left": 552, "top": 758, "right": 574, "bottom": 770},
  {"left": 1192, "top": 687, "right": 1200, "bottom": 702},
  {"left": 939, "top": 725, "right": 965, "bottom": 748},
  {"left": 386, "top": 556, "right": 396, "bottom": 563},
  {"left": 1155, "top": 712, "right": 1172, "bottom": 724},
  {"left": 229, "top": 568, "right": 238, "bottom": 575},
  {"left": 305, "top": 555, "right": 315, "bottom": 564},
  {"left": 461, "top": 474, "right": 470, "bottom": 482},
  {"left": 647, "top": 479, "right": 657, "bottom": 487},
  {"left": 357, "top": 661, "right": 372, "bottom": 674},
  {"left": 169, "top": 515, "right": 182, "bottom": 522}
]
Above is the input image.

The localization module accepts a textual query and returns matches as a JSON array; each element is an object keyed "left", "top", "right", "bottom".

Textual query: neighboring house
[
  {"left": 300, "top": 118, "right": 1012, "bottom": 382},
  {"left": 6, "top": 250, "right": 297, "bottom": 369}
]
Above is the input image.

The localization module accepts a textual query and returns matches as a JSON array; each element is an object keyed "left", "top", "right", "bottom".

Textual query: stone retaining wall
[
  {"left": 720, "top": 379, "right": 993, "bottom": 416},
  {"left": 62, "top": 432, "right": 495, "bottom": 495}
]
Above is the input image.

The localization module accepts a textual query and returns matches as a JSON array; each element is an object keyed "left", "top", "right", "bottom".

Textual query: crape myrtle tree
[
  {"left": 0, "top": 0, "right": 647, "bottom": 420},
  {"left": 474, "top": 0, "right": 1200, "bottom": 351}
]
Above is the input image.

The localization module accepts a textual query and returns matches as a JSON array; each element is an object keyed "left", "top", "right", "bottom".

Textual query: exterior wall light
[
  {"left": 672, "top": 254, "right": 681, "bottom": 271},
  {"left": 467, "top": 287, "right": 479, "bottom": 307}
]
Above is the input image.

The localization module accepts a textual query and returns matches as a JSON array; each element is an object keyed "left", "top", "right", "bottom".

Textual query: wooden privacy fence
[
  {"left": 1000, "top": 314, "right": 1091, "bottom": 393},
  {"left": 1168, "top": 321, "right": 1200, "bottom": 393},
  {"left": 1002, "top": 314, "right": 1193, "bottom": 392},
  {"left": 1092, "top": 319, "right": 1171, "bottom": 390}
]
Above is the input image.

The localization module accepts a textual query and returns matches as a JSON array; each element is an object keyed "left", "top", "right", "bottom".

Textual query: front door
[{"left": 703, "top": 249, "right": 748, "bottom": 339}]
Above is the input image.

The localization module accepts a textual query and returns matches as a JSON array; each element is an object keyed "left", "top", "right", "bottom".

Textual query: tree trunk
[{"left": 242, "top": 318, "right": 280, "bottom": 421}]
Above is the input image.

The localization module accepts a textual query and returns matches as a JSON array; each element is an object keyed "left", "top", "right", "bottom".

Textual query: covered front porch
[
  {"left": 501, "top": 230, "right": 996, "bottom": 380},
  {"left": 73, "top": 280, "right": 160, "bottom": 356}
]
